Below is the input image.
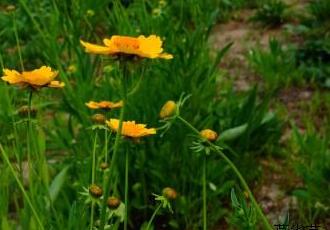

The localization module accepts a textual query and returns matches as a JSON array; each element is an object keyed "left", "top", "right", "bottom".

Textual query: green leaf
[
  {"left": 230, "top": 188, "right": 240, "bottom": 208},
  {"left": 49, "top": 166, "right": 70, "bottom": 203},
  {"left": 219, "top": 124, "right": 248, "bottom": 141}
]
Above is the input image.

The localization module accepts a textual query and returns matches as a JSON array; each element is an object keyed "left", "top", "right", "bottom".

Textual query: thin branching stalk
[
  {"left": 0, "top": 145, "right": 44, "bottom": 230},
  {"left": 124, "top": 146, "right": 129, "bottom": 230},
  {"left": 99, "top": 61, "right": 129, "bottom": 230},
  {"left": 177, "top": 116, "right": 273, "bottom": 230},
  {"left": 202, "top": 155, "right": 207, "bottom": 230},
  {"left": 90, "top": 133, "right": 98, "bottom": 230},
  {"left": 146, "top": 203, "right": 162, "bottom": 230},
  {"left": 27, "top": 90, "right": 34, "bottom": 192}
]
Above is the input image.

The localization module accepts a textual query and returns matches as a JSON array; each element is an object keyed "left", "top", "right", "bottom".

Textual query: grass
[{"left": 0, "top": 0, "right": 329, "bottom": 229}]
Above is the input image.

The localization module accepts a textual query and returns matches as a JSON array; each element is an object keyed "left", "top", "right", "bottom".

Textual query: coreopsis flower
[
  {"left": 80, "top": 35, "right": 173, "bottom": 59},
  {"left": 106, "top": 119, "right": 156, "bottom": 138},
  {"left": 200, "top": 129, "right": 218, "bottom": 142},
  {"left": 1, "top": 66, "right": 64, "bottom": 89},
  {"left": 86, "top": 100, "right": 123, "bottom": 110},
  {"left": 159, "top": 100, "right": 176, "bottom": 118}
]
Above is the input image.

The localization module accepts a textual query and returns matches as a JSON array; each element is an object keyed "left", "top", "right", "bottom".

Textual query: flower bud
[
  {"left": 162, "top": 187, "right": 177, "bottom": 200},
  {"left": 91, "top": 113, "right": 106, "bottom": 124},
  {"left": 89, "top": 184, "right": 103, "bottom": 198},
  {"left": 86, "top": 9, "right": 95, "bottom": 17},
  {"left": 200, "top": 129, "right": 218, "bottom": 142},
  {"left": 107, "top": 196, "right": 121, "bottom": 209},
  {"left": 67, "top": 64, "right": 77, "bottom": 73},
  {"left": 159, "top": 100, "right": 176, "bottom": 118},
  {"left": 100, "top": 162, "right": 109, "bottom": 170},
  {"left": 18, "top": 105, "right": 37, "bottom": 118},
  {"left": 6, "top": 5, "right": 16, "bottom": 12}
]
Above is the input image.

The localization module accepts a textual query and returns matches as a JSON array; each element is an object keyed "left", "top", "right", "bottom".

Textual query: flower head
[
  {"left": 159, "top": 100, "right": 177, "bottom": 118},
  {"left": 162, "top": 187, "right": 177, "bottom": 200},
  {"left": 106, "top": 119, "right": 156, "bottom": 138},
  {"left": 80, "top": 35, "right": 173, "bottom": 59},
  {"left": 200, "top": 129, "right": 218, "bottom": 142},
  {"left": 89, "top": 184, "right": 103, "bottom": 198},
  {"left": 107, "top": 196, "right": 121, "bottom": 209},
  {"left": 86, "top": 100, "right": 123, "bottom": 110},
  {"left": 91, "top": 113, "right": 106, "bottom": 124},
  {"left": 1, "top": 66, "right": 64, "bottom": 89}
]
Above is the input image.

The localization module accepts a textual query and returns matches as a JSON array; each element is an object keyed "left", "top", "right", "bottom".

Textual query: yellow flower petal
[
  {"left": 1, "top": 69, "right": 23, "bottom": 84},
  {"left": 48, "top": 80, "right": 65, "bottom": 88},
  {"left": 22, "top": 66, "right": 58, "bottom": 86},
  {"left": 80, "top": 40, "right": 112, "bottom": 54},
  {"left": 137, "top": 35, "right": 163, "bottom": 58}
]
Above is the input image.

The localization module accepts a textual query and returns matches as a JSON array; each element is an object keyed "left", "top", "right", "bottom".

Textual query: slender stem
[
  {"left": 177, "top": 116, "right": 273, "bottom": 230},
  {"left": 105, "top": 128, "right": 108, "bottom": 162},
  {"left": 0, "top": 145, "right": 44, "bottom": 230},
  {"left": 12, "top": 11, "right": 24, "bottom": 71},
  {"left": 0, "top": 50, "right": 4, "bottom": 69},
  {"left": 99, "top": 61, "right": 128, "bottom": 230},
  {"left": 146, "top": 203, "right": 162, "bottom": 230},
  {"left": 124, "top": 147, "right": 129, "bottom": 230},
  {"left": 90, "top": 132, "right": 98, "bottom": 230},
  {"left": 27, "top": 90, "right": 34, "bottom": 192},
  {"left": 91, "top": 133, "right": 98, "bottom": 185},
  {"left": 202, "top": 155, "right": 207, "bottom": 230}
]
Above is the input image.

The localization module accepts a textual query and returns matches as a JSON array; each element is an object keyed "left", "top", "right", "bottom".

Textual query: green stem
[
  {"left": 12, "top": 11, "right": 24, "bottom": 71},
  {"left": 90, "top": 132, "right": 98, "bottom": 230},
  {"left": 91, "top": 133, "right": 98, "bottom": 185},
  {"left": 124, "top": 147, "right": 129, "bottom": 230},
  {"left": 177, "top": 116, "right": 273, "bottom": 230},
  {"left": 104, "top": 128, "right": 108, "bottom": 162},
  {"left": 27, "top": 90, "right": 34, "bottom": 192},
  {"left": 202, "top": 155, "right": 207, "bottom": 230},
  {"left": 99, "top": 61, "right": 128, "bottom": 230},
  {"left": 0, "top": 145, "right": 44, "bottom": 230},
  {"left": 146, "top": 203, "right": 162, "bottom": 230}
]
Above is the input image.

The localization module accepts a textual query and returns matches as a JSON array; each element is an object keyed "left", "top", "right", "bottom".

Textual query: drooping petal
[
  {"left": 86, "top": 101, "right": 100, "bottom": 109},
  {"left": 48, "top": 80, "right": 65, "bottom": 88},
  {"left": 1, "top": 69, "right": 24, "bottom": 84},
  {"left": 80, "top": 40, "right": 112, "bottom": 54}
]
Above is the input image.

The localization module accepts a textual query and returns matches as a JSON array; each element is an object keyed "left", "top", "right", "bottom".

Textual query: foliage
[
  {"left": 250, "top": 0, "right": 288, "bottom": 28},
  {"left": 248, "top": 38, "right": 302, "bottom": 90},
  {"left": 291, "top": 126, "right": 330, "bottom": 223}
]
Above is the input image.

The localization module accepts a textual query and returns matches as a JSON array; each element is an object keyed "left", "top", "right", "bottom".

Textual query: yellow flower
[
  {"left": 1, "top": 66, "right": 64, "bottom": 89},
  {"left": 200, "top": 129, "right": 218, "bottom": 142},
  {"left": 80, "top": 35, "right": 173, "bottom": 59},
  {"left": 106, "top": 119, "right": 156, "bottom": 138},
  {"left": 85, "top": 100, "right": 123, "bottom": 110},
  {"left": 159, "top": 100, "right": 176, "bottom": 118}
]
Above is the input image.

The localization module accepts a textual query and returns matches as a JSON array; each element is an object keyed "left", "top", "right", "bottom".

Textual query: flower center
[{"left": 114, "top": 36, "right": 140, "bottom": 51}]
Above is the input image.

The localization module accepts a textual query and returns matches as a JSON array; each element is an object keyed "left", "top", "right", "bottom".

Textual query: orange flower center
[{"left": 113, "top": 36, "right": 140, "bottom": 51}]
